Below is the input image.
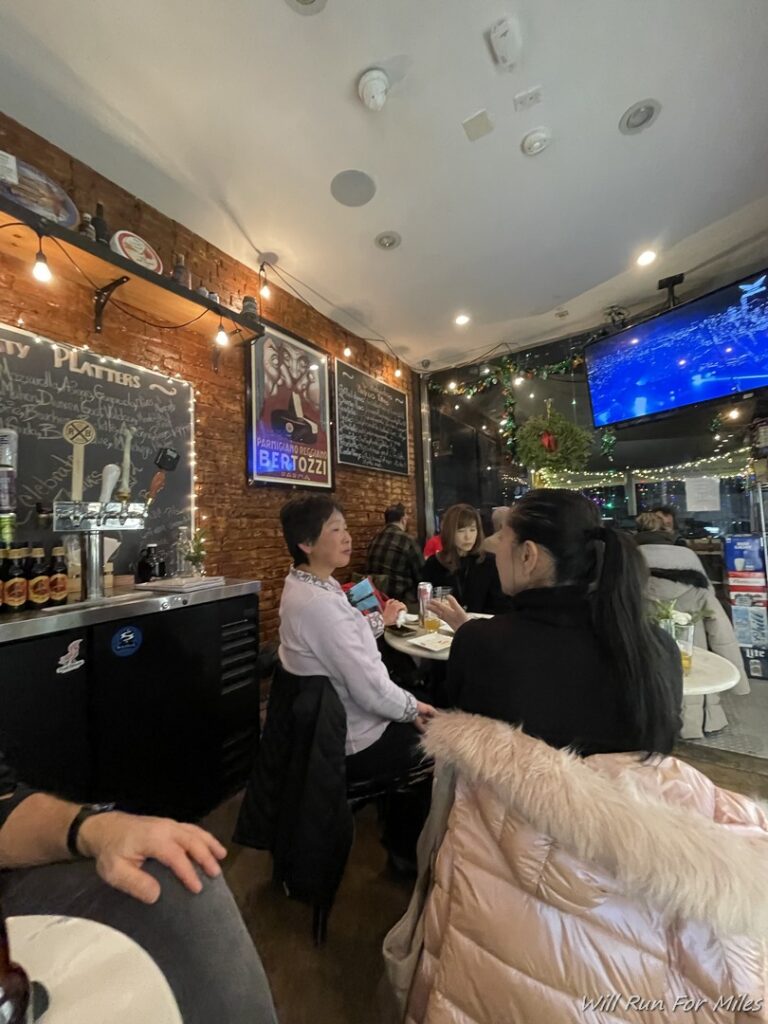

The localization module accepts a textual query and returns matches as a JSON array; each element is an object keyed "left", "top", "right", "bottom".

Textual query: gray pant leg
[{"left": 0, "top": 859, "right": 277, "bottom": 1024}]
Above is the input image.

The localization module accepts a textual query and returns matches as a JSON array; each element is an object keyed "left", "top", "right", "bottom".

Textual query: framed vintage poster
[{"left": 246, "top": 326, "right": 333, "bottom": 489}]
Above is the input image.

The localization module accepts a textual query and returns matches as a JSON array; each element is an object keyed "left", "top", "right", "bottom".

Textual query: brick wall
[{"left": 0, "top": 113, "right": 419, "bottom": 641}]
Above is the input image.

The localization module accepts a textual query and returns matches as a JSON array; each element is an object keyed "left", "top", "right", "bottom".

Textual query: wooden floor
[
  {"left": 204, "top": 797, "right": 411, "bottom": 1024},
  {"left": 204, "top": 745, "right": 768, "bottom": 1024}
]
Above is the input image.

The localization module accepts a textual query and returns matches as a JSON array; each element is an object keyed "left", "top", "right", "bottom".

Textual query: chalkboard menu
[
  {"left": 335, "top": 360, "right": 409, "bottom": 476},
  {"left": 0, "top": 322, "right": 193, "bottom": 575}
]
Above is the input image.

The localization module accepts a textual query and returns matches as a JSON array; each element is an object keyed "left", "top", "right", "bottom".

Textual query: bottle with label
[
  {"left": 26, "top": 548, "right": 50, "bottom": 611},
  {"left": 3, "top": 550, "right": 28, "bottom": 612},
  {"left": 92, "top": 202, "right": 110, "bottom": 245},
  {"left": 136, "top": 544, "right": 160, "bottom": 583},
  {"left": 171, "top": 253, "right": 192, "bottom": 289},
  {"left": 78, "top": 212, "right": 97, "bottom": 241},
  {"left": 48, "top": 547, "right": 68, "bottom": 607}
]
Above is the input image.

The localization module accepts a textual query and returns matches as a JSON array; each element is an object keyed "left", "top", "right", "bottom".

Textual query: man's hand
[
  {"left": 427, "top": 595, "right": 469, "bottom": 633},
  {"left": 78, "top": 811, "right": 227, "bottom": 905},
  {"left": 382, "top": 599, "right": 407, "bottom": 627},
  {"left": 414, "top": 700, "right": 437, "bottom": 732}
]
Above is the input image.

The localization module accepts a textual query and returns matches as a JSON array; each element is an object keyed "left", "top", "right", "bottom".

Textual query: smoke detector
[
  {"left": 358, "top": 68, "right": 390, "bottom": 112},
  {"left": 283, "top": 0, "right": 327, "bottom": 13},
  {"left": 520, "top": 127, "right": 551, "bottom": 156}
]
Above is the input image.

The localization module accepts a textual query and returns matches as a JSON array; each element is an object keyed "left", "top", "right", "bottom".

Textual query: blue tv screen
[{"left": 585, "top": 269, "right": 768, "bottom": 427}]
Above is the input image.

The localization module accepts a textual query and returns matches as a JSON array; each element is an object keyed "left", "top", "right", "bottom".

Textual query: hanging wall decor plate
[
  {"left": 246, "top": 325, "right": 333, "bottom": 489},
  {"left": 0, "top": 155, "right": 79, "bottom": 228},
  {"left": 110, "top": 231, "right": 163, "bottom": 274}
]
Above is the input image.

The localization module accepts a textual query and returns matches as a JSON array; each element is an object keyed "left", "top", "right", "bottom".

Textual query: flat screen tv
[{"left": 585, "top": 269, "right": 768, "bottom": 427}]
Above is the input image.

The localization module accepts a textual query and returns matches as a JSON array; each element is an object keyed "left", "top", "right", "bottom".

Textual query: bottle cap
[
  {"left": 52, "top": 546, "right": 65, "bottom": 555},
  {"left": 8, "top": 548, "right": 22, "bottom": 558},
  {"left": 31, "top": 547, "right": 45, "bottom": 556}
]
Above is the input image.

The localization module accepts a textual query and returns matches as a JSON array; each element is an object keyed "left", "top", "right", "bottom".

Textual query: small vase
[{"left": 187, "top": 560, "right": 205, "bottom": 578}]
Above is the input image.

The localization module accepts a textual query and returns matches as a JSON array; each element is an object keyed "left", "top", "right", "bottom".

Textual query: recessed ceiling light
[
  {"left": 331, "top": 170, "right": 376, "bottom": 207},
  {"left": 619, "top": 99, "right": 661, "bottom": 135},
  {"left": 636, "top": 250, "right": 657, "bottom": 267},
  {"left": 283, "top": 0, "right": 327, "bottom": 13},
  {"left": 528, "top": 392, "right": 535, "bottom": 399},
  {"left": 374, "top": 231, "right": 401, "bottom": 250},
  {"left": 454, "top": 314, "right": 470, "bottom": 326}
]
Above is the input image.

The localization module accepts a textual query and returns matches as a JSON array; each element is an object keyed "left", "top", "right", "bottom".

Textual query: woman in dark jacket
[
  {"left": 423, "top": 504, "right": 508, "bottom": 613},
  {"left": 430, "top": 490, "right": 683, "bottom": 757}
]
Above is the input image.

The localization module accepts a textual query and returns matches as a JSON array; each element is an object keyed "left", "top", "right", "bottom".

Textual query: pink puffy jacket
[{"left": 388, "top": 713, "right": 768, "bottom": 1024}]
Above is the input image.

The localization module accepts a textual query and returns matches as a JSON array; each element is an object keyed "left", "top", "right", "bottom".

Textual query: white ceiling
[{"left": 1, "top": 0, "right": 767, "bottom": 369}]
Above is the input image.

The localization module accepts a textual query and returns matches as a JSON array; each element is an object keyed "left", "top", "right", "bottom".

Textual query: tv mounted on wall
[{"left": 585, "top": 269, "right": 768, "bottom": 427}]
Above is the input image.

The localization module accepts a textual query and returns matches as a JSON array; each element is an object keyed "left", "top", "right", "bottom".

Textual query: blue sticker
[{"left": 111, "top": 624, "right": 143, "bottom": 657}]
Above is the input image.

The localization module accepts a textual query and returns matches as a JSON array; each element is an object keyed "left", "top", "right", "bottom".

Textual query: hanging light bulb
[
  {"left": 343, "top": 346, "right": 352, "bottom": 357},
  {"left": 32, "top": 239, "right": 52, "bottom": 283},
  {"left": 394, "top": 362, "right": 402, "bottom": 378},
  {"left": 259, "top": 263, "right": 271, "bottom": 299},
  {"left": 215, "top": 320, "right": 229, "bottom": 347}
]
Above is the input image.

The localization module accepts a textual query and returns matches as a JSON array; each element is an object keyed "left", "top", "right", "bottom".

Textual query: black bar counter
[{"left": 0, "top": 580, "right": 261, "bottom": 820}]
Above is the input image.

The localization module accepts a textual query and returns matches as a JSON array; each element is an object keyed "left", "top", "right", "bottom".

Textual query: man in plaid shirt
[{"left": 366, "top": 503, "right": 424, "bottom": 607}]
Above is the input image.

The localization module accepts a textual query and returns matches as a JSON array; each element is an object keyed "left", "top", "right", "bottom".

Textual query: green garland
[
  {"left": 516, "top": 407, "right": 593, "bottom": 472},
  {"left": 430, "top": 351, "right": 586, "bottom": 460}
]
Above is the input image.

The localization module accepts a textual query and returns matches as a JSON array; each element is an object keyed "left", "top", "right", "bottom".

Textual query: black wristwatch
[{"left": 66, "top": 802, "right": 116, "bottom": 858}]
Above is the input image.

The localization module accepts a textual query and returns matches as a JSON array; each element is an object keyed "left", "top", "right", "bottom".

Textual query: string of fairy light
[{"left": 538, "top": 448, "right": 753, "bottom": 489}]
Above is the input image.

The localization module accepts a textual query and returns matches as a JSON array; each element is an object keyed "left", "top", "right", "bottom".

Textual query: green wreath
[{"left": 516, "top": 406, "right": 593, "bottom": 472}]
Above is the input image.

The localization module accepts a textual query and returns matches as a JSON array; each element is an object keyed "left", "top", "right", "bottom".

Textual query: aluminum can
[{"left": 417, "top": 581, "right": 433, "bottom": 626}]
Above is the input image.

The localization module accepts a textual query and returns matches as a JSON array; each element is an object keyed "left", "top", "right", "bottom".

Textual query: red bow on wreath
[{"left": 539, "top": 429, "right": 558, "bottom": 453}]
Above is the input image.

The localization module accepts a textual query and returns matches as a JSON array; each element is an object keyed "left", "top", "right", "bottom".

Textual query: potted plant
[{"left": 185, "top": 529, "right": 207, "bottom": 577}]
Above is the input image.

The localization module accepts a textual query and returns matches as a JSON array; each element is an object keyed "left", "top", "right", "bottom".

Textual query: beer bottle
[
  {"left": 26, "top": 548, "right": 50, "bottom": 611},
  {"left": 48, "top": 547, "right": 68, "bottom": 608},
  {"left": 2, "top": 550, "right": 27, "bottom": 613},
  {"left": 0, "top": 907, "right": 30, "bottom": 1023}
]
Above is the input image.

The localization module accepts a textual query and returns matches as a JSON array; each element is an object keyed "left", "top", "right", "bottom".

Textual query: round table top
[
  {"left": 8, "top": 915, "right": 182, "bottom": 1024},
  {"left": 385, "top": 626, "right": 452, "bottom": 661},
  {"left": 683, "top": 648, "right": 741, "bottom": 696}
]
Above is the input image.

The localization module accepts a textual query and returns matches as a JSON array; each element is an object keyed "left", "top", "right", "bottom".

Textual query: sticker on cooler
[
  {"left": 732, "top": 606, "right": 768, "bottom": 647},
  {"left": 724, "top": 535, "right": 766, "bottom": 574},
  {"left": 111, "top": 624, "right": 143, "bottom": 657},
  {"left": 744, "top": 647, "right": 768, "bottom": 680},
  {"left": 56, "top": 639, "right": 85, "bottom": 675}
]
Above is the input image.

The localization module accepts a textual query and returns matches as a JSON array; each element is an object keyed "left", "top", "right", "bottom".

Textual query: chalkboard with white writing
[
  {"left": 335, "top": 360, "right": 409, "bottom": 476},
  {"left": 0, "top": 322, "right": 193, "bottom": 576}
]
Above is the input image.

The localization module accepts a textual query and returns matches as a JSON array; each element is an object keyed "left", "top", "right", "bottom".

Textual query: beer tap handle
[{"left": 99, "top": 464, "right": 121, "bottom": 506}]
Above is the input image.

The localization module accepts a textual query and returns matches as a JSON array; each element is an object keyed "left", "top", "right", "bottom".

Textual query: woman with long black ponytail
[{"left": 432, "top": 489, "right": 682, "bottom": 756}]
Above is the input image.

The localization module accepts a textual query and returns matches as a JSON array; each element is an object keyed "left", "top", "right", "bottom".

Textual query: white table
[
  {"left": 385, "top": 627, "right": 451, "bottom": 661},
  {"left": 8, "top": 915, "right": 182, "bottom": 1024},
  {"left": 683, "top": 648, "right": 741, "bottom": 696}
]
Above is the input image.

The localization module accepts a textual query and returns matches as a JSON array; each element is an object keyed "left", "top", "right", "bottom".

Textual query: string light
[
  {"left": 32, "top": 237, "right": 52, "bottom": 283},
  {"left": 540, "top": 448, "right": 752, "bottom": 489},
  {"left": 215, "top": 320, "right": 229, "bottom": 347},
  {"left": 259, "top": 263, "right": 271, "bottom": 300}
]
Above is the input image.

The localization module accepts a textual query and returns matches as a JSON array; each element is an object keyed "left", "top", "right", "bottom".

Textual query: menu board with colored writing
[
  {"left": 334, "top": 360, "right": 409, "bottom": 476},
  {"left": 0, "top": 322, "right": 193, "bottom": 575}
]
